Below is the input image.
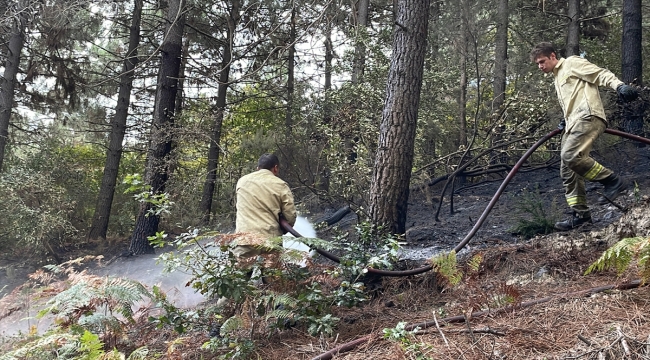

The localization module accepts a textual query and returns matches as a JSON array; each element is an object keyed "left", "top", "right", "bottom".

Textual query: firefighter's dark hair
[{"left": 258, "top": 153, "right": 280, "bottom": 170}]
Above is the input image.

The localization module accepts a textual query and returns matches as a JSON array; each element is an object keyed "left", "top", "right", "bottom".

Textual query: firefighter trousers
[{"left": 560, "top": 116, "right": 613, "bottom": 215}]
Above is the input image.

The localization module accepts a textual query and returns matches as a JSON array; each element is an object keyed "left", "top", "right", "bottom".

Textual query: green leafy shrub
[
  {"left": 155, "top": 228, "right": 369, "bottom": 344},
  {"left": 0, "top": 168, "right": 77, "bottom": 258}
]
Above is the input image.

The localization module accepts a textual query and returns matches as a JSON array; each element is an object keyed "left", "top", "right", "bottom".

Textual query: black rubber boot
[
  {"left": 598, "top": 174, "right": 627, "bottom": 204},
  {"left": 554, "top": 212, "right": 592, "bottom": 231}
]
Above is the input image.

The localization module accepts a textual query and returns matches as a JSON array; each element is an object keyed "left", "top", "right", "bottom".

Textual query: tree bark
[
  {"left": 621, "top": 0, "right": 642, "bottom": 86},
  {"left": 566, "top": 0, "right": 580, "bottom": 56},
  {"left": 493, "top": 0, "right": 508, "bottom": 111},
  {"left": 129, "top": 0, "right": 185, "bottom": 255},
  {"left": 369, "top": 0, "right": 430, "bottom": 235},
  {"left": 458, "top": 0, "right": 469, "bottom": 148},
  {"left": 319, "top": 18, "right": 333, "bottom": 192},
  {"left": 285, "top": 6, "right": 296, "bottom": 129},
  {"left": 0, "top": 0, "right": 29, "bottom": 173},
  {"left": 491, "top": 0, "right": 508, "bottom": 164},
  {"left": 620, "top": 0, "right": 643, "bottom": 137},
  {"left": 199, "top": 0, "right": 239, "bottom": 225},
  {"left": 88, "top": 0, "right": 143, "bottom": 240},
  {"left": 351, "top": 0, "right": 369, "bottom": 84}
]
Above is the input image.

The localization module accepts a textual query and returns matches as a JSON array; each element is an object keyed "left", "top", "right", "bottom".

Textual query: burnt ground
[
  {"left": 313, "top": 137, "right": 650, "bottom": 262},
  {"left": 3, "top": 136, "right": 650, "bottom": 359}
]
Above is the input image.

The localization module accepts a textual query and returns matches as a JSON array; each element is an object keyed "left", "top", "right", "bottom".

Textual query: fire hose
[{"left": 281, "top": 128, "right": 650, "bottom": 360}]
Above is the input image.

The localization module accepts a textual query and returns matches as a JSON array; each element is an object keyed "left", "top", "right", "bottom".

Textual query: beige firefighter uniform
[
  {"left": 553, "top": 56, "right": 623, "bottom": 214},
  {"left": 233, "top": 169, "right": 297, "bottom": 257}
]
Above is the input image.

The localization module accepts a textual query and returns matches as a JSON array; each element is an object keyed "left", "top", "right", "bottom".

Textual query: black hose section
[
  {"left": 280, "top": 217, "right": 342, "bottom": 263},
  {"left": 280, "top": 218, "right": 434, "bottom": 276},
  {"left": 452, "top": 129, "right": 562, "bottom": 253}
]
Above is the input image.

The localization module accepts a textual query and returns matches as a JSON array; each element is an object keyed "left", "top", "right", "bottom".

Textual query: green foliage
[
  {"left": 148, "top": 285, "right": 201, "bottom": 334},
  {"left": 383, "top": 321, "right": 420, "bottom": 342},
  {"left": 155, "top": 228, "right": 369, "bottom": 342},
  {"left": 39, "top": 263, "right": 152, "bottom": 336},
  {"left": 509, "top": 188, "right": 557, "bottom": 239},
  {"left": 78, "top": 330, "right": 104, "bottom": 360},
  {"left": 202, "top": 336, "right": 255, "bottom": 360},
  {"left": 467, "top": 253, "right": 483, "bottom": 273},
  {"left": 123, "top": 174, "right": 174, "bottom": 218},
  {"left": 383, "top": 322, "right": 433, "bottom": 360},
  {"left": 585, "top": 237, "right": 650, "bottom": 282},
  {"left": 0, "top": 329, "right": 148, "bottom": 360},
  {"left": 0, "top": 167, "right": 77, "bottom": 257},
  {"left": 331, "top": 221, "right": 401, "bottom": 281},
  {"left": 430, "top": 250, "right": 462, "bottom": 287}
]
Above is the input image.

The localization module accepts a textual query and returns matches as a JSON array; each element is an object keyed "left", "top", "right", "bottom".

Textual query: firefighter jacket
[
  {"left": 235, "top": 169, "right": 297, "bottom": 240},
  {"left": 552, "top": 56, "right": 623, "bottom": 133}
]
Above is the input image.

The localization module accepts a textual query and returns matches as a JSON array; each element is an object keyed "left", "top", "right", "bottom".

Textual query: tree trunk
[
  {"left": 493, "top": 0, "right": 508, "bottom": 111},
  {"left": 88, "top": 0, "right": 143, "bottom": 240},
  {"left": 319, "top": 19, "right": 333, "bottom": 192},
  {"left": 620, "top": 0, "right": 643, "bottom": 137},
  {"left": 285, "top": 7, "right": 296, "bottom": 129},
  {"left": 168, "top": 37, "right": 190, "bottom": 177},
  {"left": 491, "top": 0, "right": 508, "bottom": 164},
  {"left": 0, "top": 1, "right": 29, "bottom": 173},
  {"left": 458, "top": 0, "right": 469, "bottom": 148},
  {"left": 199, "top": 0, "right": 239, "bottom": 225},
  {"left": 621, "top": 0, "right": 642, "bottom": 85},
  {"left": 351, "top": 0, "right": 369, "bottom": 84},
  {"left": 129, "top": 0, "right": 185, "bottom": 255},
  {"left": 566, "top": 0, "right": 580, "bottom": 56},
  {"left": 369, "top": 0, "right": 430, "bottom": 235}
]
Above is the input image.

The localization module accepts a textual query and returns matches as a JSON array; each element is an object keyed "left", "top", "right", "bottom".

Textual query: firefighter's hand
[
  {"left": 558, "top": 119, "right": 566, "bottom": 131},
  {"left": 617, "top": 84, "right": 639, "bottom": 102}
]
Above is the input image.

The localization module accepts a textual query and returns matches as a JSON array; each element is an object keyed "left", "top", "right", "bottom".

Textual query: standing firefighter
[
  {"left": 233, "top": 153, "right": 297, "bottom": 257},
  {"left": 530, "top": 42, "right": 638, "bottom": 231}
]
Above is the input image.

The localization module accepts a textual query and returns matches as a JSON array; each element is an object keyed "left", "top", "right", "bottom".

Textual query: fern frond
[
  {"left": 431, "top": 250, "right": 462, "bottom": 286},
  {"left": 632, "top": 237, "right": 650, "bottom": 283},
  {"left": 266, "top": 309, "right": 292, "bottom": 322},
  {"left": 467, "top": 253, "right": 483, "bottom": 273},
  {"left": 126, "top": 347, "right": 150, "bottom": 360},
  {"left": 585, "top": 237, "right": 645, "bottom": 276},
  {"left": 220, "top": 316, "right": 244, "bottom": 335},
  {"left": 271, "top": 293, "right": 297, "bottom": 308}
]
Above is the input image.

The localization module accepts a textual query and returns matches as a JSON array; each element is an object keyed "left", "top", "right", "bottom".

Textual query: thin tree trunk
[
  {"left": 0, "top": 0, "right": 29, "bottom": 173},
  {"left": 199, "top": 0, "right": 239, "bottom": 224},
  {"left": 285, "top": 7, "right": 296, "bottom": 129},
  {"left": 319, "top": 19, "right": 333, "bottom": 192},
  {"left": 369, "top": 0, "right": 430, "bottom": 235},
  {"left": 458, "top": 0, "right": 469, "bottom": 148},
  {"left": 566, "top": 0, "right": 580, "bottom": 56},
  {"left": 491, "top": 0, "right": 508, "bottom": 164},
  {"left": 88, "top": 0, "right": 143, "bottom": 240},
  {"left": 130, "top": 0, "right": 185, "bottom": 255},
  {"left": 493, "top": 0, "right": 507, "bottom": 111},
  {"left": 351, "top": 0, "right": 369, "bottom": 84}
]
